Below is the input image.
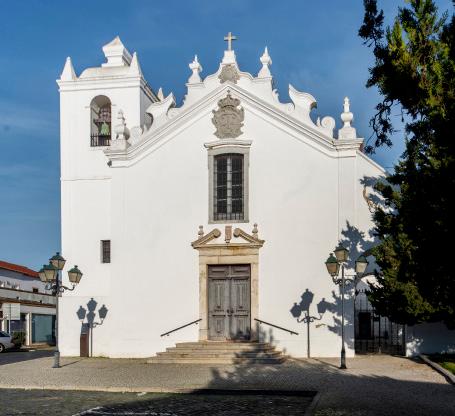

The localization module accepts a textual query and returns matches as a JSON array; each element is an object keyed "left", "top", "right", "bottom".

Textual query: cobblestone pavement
[
  {"left": 0, "top": 389, "right": 314, "bottom": 416},
  {"left": 0, "top": 351, "right": 453, "bottom": 415}
]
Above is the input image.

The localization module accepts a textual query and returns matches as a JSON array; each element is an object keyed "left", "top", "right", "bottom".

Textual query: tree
[{"left": 359, "top": 0, "right": 455, "bottom": 328}]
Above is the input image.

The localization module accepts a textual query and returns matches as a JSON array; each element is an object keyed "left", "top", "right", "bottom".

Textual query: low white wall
[{"left": 406, "top": 322, "right": 455, "bottom": 356}]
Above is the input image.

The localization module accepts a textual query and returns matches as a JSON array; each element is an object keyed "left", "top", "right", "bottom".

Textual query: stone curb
[
  {"left": 0, "top": 384, "right": 317, "bottom": 396},
  {"left": 419, "top": 354, "right": 455, "bottom": 385},
  {"left": 0, "top": 384, "right": 212, "bottom": 394},
  {"left": 304, "top": 392, "right": 321, "bottom": 416}
]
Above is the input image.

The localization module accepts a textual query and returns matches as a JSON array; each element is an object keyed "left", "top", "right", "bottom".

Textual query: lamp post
[
  {"left": 38, "top": 252, "right": 83, "bottom": 368},
  {"left": 325, "top": 244, "right": 368, "bottom": 369}
]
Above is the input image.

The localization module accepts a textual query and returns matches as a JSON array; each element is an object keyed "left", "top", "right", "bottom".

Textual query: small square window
[
  {"left": 32, "top": 288, "right": 39, "bottom": 293},
  {"left": 101, "top": 240, "right": 111, "bottom": 263}
]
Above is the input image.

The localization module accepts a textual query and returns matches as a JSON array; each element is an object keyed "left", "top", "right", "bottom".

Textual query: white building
[
  {"left": 0, "top": 260, "right": 56, "bottom": 345},
  {"left": 56, "top": 36, "right": 453, "bottom": 359}
]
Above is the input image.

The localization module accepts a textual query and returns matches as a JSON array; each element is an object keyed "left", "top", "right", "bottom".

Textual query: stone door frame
[{"left": 192, "top": 226, "right": 264, "bottom": 342}]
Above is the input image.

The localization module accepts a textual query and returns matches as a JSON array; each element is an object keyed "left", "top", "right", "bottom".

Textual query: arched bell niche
[{"left": 90, "top": 95, "right": 112, "bottom": 147}]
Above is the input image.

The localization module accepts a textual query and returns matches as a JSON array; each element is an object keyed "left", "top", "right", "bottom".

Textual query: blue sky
[{"left": 0, "top": 0, "right": 452, "bottom": 269}]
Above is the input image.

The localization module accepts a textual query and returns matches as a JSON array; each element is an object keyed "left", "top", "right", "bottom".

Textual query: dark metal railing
[
  {"left": 160, "top": 319, "right": 202, "bottom": 337},
  {"left": 90, "top": 134, "right": 111, "bottom": 147},
  {"left": 254, "top": 318, "right": 299, "bottom": 335}
]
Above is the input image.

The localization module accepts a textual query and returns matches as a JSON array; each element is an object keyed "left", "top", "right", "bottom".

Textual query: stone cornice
[{"left": 57, "top": 76, "right": 156, "bottom": 101}]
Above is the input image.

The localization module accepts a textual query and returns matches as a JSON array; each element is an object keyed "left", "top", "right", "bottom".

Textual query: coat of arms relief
[
  {"left": 218, "top": 64, "right": 240, "bottom": 84},
  {"left": 212, "top": 92, "right": 244, "bottom": 139}
]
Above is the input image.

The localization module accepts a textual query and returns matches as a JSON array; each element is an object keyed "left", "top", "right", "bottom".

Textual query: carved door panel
[
  {"left": 208, "top": 265, "right": 251, "bottom": 341},
  {"left": 208, "top": 266, "right": 230, "bottom": 341}
]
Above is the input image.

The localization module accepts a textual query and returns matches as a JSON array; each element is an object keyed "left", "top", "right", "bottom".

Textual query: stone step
[
  {"left": 157, "top": 350, "right": 282, "bottom": 358},
  {"left": 170, "top": 345, "right": 275, "bottom": 352},
  {"left": 173, "top": 342, "right": 272, "bottom": 350},
  {"left": 147, "top": 356, "right": 286, "bottom": 364},
  {"left": 148, "top": 341, "right": 287, "bottom": 365}
]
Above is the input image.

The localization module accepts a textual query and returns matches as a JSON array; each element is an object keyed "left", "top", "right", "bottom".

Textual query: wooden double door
[{"left": 208, "top": 265, "right": 251, "bottom": 341}]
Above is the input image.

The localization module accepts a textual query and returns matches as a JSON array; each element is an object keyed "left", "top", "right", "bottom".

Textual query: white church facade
[{"left": 56, "top": 35, "right": 404, "bottom": 360}]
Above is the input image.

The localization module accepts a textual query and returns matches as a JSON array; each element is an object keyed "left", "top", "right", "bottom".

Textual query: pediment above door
[{"left": 191, "top": 224, "right": 264, "bottom": 250}]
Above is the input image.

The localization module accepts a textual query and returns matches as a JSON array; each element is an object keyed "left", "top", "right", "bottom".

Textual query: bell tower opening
[{"left": 90, "top": 95, "right": 112, "bottom": 147}]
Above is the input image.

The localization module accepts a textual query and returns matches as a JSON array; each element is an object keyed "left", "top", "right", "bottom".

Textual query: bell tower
[{"left": 57, "top": 36, "right": 158, "bottom": 178}]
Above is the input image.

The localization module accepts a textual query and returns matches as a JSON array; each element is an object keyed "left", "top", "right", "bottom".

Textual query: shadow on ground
[
  {"left": 0, "top": 352, "right": 453, "bottom": 415},
  {"left": 0, "top": 348, "right": 53, "bottom": 366}
]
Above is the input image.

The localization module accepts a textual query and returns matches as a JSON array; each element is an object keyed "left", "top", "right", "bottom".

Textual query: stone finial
[
  {"left": 188, "top": 55, "right": 203, "bottom": 84},
  {"left": 114, "top": 110, "right": 130, "bottom": 141},
  {"left": 129, "top": 52, "right": 143, "bottom": 76},
  {"left": 157, "top": 87, "right": 164, "bottom": 101},
  {"left": 258, "top": 47, "right": 272, "bottom": 78},
  {"left": 198, "top": 225, "right": 204, "bottom": 237},
  {"left": 252, "top": 223, "right": 259, "bottom": 239},
  {"left": 60, "top": 57, "right": 77, "bottom": 81},
  {"left": 342, "top": 97, "right": 353, "bottom": 126},
  {"left": 338, "top": 97, "right": 357, "bottom": 140},
  {"left": 102, "top": 36, "right": 132, "bottom": 67}
]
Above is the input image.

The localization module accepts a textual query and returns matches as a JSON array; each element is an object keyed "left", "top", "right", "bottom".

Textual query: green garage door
[{"left": 32, "top": 314, "right": 55, "bottom": 344}]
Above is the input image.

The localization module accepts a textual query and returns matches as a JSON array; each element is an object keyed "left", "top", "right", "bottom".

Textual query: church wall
[
  {"left": 57, "top": 45, "right": 389, "bottom": 358},
  {"left": 83, "top": 103, "right": 378, "bottom": 358},
  {"left": 59, "top": 179, "right": 112, "bottom": 357},
  {"left": 406, "top": 323, "right": 455, "bottom": 356},
  {"left": 58, "top": 62, "right": 157, "bottom": 356}
]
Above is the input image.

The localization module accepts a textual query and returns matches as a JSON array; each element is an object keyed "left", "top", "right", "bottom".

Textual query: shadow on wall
[
  {"left": 288, "top": 173, "right": 386, "bottom": 353},
  {"left": 76, "top": 298, "right": 108, "bottom": 357},
  {"left": 406, "top": 322, "right": 455, "bottom": 355},
  {"left": 313, "top": 175, "right": 385, "bottom": 350}
]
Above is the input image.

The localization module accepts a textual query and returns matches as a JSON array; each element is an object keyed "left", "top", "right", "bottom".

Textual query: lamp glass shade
[
  {"left": 68, "top": 265, "right": 83, "bottom": 284},
  {"left": 50, "top": 252, "right": 66, "bottom": 270},
  {"left": 43, "top": 263, "right": 57, "bottom": 282},
  {"left": 38, "top": 266, "right": 47, "bottom": 283},
  {"left": 325, "top": 253, "right": 340, "bottom": 277},
  {"left": 334, "top": 243, "right": 349, "bottom": 262},
  {"left": 355, "top": 255, "right": 369, "bottom": 275}
]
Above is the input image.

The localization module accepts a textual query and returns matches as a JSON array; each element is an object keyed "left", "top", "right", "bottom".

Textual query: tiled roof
[{"left": 0, "top": 260, "right": 39, "bottom": 279}]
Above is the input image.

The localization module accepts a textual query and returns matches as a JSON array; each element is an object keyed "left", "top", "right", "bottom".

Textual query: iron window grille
[
  {"left": 90, "top": 134, "right": 111, "bottom": 147},
  {"left": 91, "top": 105, "right": 111, "bottom": 147},
  {"left": 101, "top": 240, "right": 111, "bottom": 264},
  {"left": 214, "top": 154, "right": 244, "bottom": 221}
]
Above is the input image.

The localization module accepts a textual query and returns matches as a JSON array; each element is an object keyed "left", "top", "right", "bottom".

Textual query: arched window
[{"left": 90, "top": 95, "right": 111, "bottom": 147}]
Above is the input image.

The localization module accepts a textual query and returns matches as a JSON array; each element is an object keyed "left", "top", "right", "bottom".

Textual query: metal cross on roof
[{"left": 224, "top": 32, "right": 237, "bottom": 51}]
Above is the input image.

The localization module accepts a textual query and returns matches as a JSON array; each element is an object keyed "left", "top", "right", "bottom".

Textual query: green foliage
[
  {"left": 11, "top": 330, "right": 25, "bottom": 346},
  {"left": 429, "top": 354, "right": 455, "bottom": 374},
  {"left": 359, "top": 0, "right": 455, "bottom": 328}
]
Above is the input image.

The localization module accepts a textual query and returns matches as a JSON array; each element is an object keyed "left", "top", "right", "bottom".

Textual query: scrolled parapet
[
  {"left": 288, "top": 84, "right": 317, "bottom": 124},
  {"left": 145, "top": 92, "right": 176, "bottom": 129},
  {"left": 317, "top": 116, "right": 336, "bottom": 138}
]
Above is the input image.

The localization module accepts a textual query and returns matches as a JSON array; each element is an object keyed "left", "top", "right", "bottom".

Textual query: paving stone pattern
[
  {"left": 0, "top": 389, "right": 314, "bottom": 416},
  {"left": 0, "top": 351, "right": 453, "bottom": 415}
]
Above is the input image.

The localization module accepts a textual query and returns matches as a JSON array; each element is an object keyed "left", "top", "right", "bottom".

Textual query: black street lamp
[
  {"left": 39, "top": 252, "right": 83, "bottom": 368},
  {"left": 325, "top": 244, "right": 369, "bottom": 369}
]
